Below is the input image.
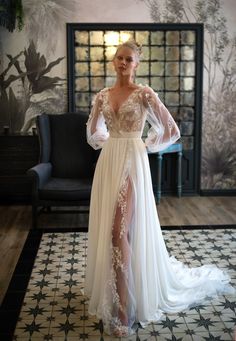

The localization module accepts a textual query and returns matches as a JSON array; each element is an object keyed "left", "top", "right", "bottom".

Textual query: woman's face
[{"left": 113, "top": 46, "right": 138, "bottom": 78}]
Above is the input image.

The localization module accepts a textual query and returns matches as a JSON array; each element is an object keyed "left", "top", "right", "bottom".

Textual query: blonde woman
[{"left": 85, "top": 40, "right": 233, "bottom": 337}]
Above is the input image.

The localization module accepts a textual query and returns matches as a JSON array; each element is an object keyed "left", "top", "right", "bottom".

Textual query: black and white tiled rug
[{"left": 1, "top": 227, "right": 236, "bottom": 341}]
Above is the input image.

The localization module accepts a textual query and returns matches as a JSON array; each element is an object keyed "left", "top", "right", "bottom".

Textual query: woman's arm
[
  {"left": 86, "top": 91, "right": 109, "bottom": 150},
  {"left": 142, "top": 86, "right": 180, "bottom": 152}
]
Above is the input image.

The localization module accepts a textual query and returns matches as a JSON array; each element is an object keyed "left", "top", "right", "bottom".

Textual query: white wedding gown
[{"left": 84, "top": 84, "right": 234, "bottom": 336}]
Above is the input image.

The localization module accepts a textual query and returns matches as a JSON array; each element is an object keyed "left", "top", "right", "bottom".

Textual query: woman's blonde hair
[{"left": 114, "top": 39, "right": 142, "bottom": 62}]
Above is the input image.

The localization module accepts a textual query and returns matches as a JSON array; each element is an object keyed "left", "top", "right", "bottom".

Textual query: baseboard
[
  {"left": 0, "top": 196, "right": 31, "bottom": 204},
  {"left": 200, "top": 189, "right": 236, "bottom": 196},
  {"left": 161, "top": 224, "right": 236, "bottom": 229}
]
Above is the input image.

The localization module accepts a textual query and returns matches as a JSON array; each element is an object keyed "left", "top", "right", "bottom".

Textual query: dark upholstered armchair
[{"left": 27, "top": 113, "right": 98, "bottom": 229}]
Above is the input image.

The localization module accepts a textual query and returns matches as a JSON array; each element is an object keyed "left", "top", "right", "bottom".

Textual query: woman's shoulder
[
  {"left": 137, "top": 84, "right": 157, "bottom": 99},
  {"left": 100, "top": 87, "right": 110, "bottom": 93},
  {"left": 92, "top": 88, "right": 109, "bottom": 104}
]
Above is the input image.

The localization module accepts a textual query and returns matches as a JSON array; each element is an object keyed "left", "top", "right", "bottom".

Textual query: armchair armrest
[{"left": 27, "top": 162, "right": 52, "bottom": 189}]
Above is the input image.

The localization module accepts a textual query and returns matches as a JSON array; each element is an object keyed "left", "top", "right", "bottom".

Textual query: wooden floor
[{"left": 0, "top": 196, "right": 236, "bottom": 305}]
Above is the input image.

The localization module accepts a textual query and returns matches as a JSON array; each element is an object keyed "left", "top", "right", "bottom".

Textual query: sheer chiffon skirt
[{"left": 84, "top": 134, "right": 234, "bottom": 336}]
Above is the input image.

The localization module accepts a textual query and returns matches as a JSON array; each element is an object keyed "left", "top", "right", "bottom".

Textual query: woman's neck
[{"left": 113, "top": 75, "right": 134, "bottom": 88}]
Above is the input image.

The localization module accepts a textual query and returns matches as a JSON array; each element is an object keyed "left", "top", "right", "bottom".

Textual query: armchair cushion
[{"left": 38, "top": 178, "right": 92, "bottom": 201}]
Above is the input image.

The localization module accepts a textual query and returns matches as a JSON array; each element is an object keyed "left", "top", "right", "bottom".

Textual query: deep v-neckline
[{"left": 107, "top": 87, "right": 141, "bottom": 115}]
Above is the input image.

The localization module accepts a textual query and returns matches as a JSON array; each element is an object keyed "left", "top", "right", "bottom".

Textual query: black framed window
[{"left": 67, "top": 23, "right": 203, "bottom": 194}]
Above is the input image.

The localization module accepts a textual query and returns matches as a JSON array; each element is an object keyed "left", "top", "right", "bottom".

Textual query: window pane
[
  {"left": 136, "top": 62, "right": 149, "bottom": 76},
  {"left": 181, "top": 31, "right": 195, "bottom": 45},
  {"left": 151, "top": 77, "right": 164, "bottom": 90},
  {"left": 151, "top": 62, "right": 164, "bottom": 76},
  {"left": 90, "top": 62, "right": 104, "bottom": 76},
  {"left": 180, "top": 62, "right": 195, "bottom": 76},
  {"left": 165, "top": 77, "right": 179, "bottom": 91},
  {"left": 75, "top": 47, "right": 88, "bottom": 61},
  {"left": 151, "top": 31, "right": 164, "bottom": 45},
  {"left": 90, "top": 47, "right": 104, "bottom": 61},
  {"left": 165, "top": 62, "right": 179, "bottom": 76},
  {"left": 135, "top": 31, "right": 149, "bottom": 45},
  {"left": 181, "top": 77, "right": 195, "bottom": 91},
  {"left": 165, "top": 92, "right": 179, "bottom": 105},
  {"left": 75, "top": 62, "right": 89, "bottom": 76},
  {"left": 166, "top": 47, "right": 179, "bottom": 61},
  {"left": 166, "top": 31, "right": 180, "bottom": 45},
  {"left": 75, "top": 78, "right": 89, "bottom": 91},
  {"left": 179, "top": 107, "right": 194, "bottom": 120},
  {"left": 90, "top": 31, "right": 104, "bottom": 45},
  {"left": 75, "top": 31, "right": 88, "bottom": 45},
  {"left": 120, "top": 31, "right": 134, "bottom": 42},
  {"left": 141, "top": 46, "right": 150, "bottom": 60},
  {"left": 104, "top": 31, "right": 119, "bottom": 45},
  {"left": 181, "top": 46, "right": 195, "bottom": 60},
  {"left": 106, "top": 62, "right": 116, "bottom": 76},
  {"left": 180, "top": 121, "right": 194, "bottom": 135},
  {"left": 151, "top": 47, "right": 164, "bottom": 60},
  {"left": 105, "top": 46, "right": 117, "bottom": 61},
  {"left": 180, "top": 92, "right": 195, "bottom": 106},
  {"left": 75, "top": 92, "right": 89, "bottom": 107},
  {"left": 91, "top": 77, "right": 105, "bottom": 91}
]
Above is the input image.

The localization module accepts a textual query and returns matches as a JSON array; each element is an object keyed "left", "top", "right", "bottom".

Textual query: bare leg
[{"left": 112, "top": 177, "right": 133, "bottom": 333}]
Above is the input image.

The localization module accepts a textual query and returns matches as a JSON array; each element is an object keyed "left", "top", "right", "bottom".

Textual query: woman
[{"left": 84, "top": 40, "right": 233, "bottom": 337}]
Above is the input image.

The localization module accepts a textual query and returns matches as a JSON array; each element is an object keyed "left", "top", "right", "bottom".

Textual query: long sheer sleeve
[
  {"left": 86, "top": 91, "right": 109, "bottom": 150},
  {"left": 143, "top": 87, "right": 180, "bottom": 153}
]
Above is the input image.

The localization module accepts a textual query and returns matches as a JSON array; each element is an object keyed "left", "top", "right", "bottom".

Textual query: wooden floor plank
[{"left": 0, "top": 196, "right": 236, "bottom": 304}]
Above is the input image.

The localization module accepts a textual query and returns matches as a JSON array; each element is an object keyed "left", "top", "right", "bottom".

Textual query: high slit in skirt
[{"left": 84, "top": 132, "right": 234, "bottom": 336}]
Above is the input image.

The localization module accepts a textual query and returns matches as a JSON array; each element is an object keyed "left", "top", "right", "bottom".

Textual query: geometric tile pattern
[{"left": 13, "top": 229, "right": 236, "bottom": 340}]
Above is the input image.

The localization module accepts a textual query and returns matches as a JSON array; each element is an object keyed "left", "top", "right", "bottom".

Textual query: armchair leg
[
  {"left": 177, "top": 151, "right": 182, "bottom": 198},
  {"left": 32, "top": 203, "right": 38, "bottom": 229}
]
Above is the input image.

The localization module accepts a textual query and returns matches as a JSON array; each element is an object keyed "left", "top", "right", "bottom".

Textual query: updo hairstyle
[{"left": 114, "top": 39, "right": 142, "bottom": 62}]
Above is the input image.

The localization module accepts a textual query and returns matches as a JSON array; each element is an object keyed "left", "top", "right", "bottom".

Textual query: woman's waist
[{"left": 109, "top": 131, "right": 142, "bottom": 139}]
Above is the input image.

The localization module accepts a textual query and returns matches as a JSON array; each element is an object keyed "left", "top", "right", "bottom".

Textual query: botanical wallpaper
[
  {"left": 138, "top": 0, "right": 236, "bottom": 190},
  {"left": 0, "top": 0, "right": 235, "bottom": 190}
]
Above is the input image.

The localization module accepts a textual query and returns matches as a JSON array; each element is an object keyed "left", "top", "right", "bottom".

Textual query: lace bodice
[
  {"left": 101, "top": 87, "right": 145, "bottom": 133},
  {"left": 86, "top": 84, "right": 180, "bottom": 152}
]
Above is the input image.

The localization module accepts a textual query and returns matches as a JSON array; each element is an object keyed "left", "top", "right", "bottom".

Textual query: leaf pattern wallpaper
[
  {"left": 0, "top": 0, "right": 235, "bottom": 190},
  {"left": 138, "top": 0, "right": 236, "bottom": 190},
  {"left": 0, "top": 0, "right": 78, "bottom": 133}
]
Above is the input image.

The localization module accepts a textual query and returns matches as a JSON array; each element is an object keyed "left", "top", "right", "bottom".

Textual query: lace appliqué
[
  {"left": 168, "top": 117, "right": 174, "bottom": 128},
  {"left": 102, "top": 88, "right": 144, "bottom": 133},
  {"left": 101, "top": 144, "right": 133, "bottom": 335},
  {"left": 104, "top": 243, "right": 129, "bottom": 334},
  {"left": 110, "top": 246, "right": 128, "bottom": 311},
  {"left": 112, "top": 246, "right": 128, "bottom": 276},
  {"left": 117, "top": 177, "right": 129, "bottom": 239}
]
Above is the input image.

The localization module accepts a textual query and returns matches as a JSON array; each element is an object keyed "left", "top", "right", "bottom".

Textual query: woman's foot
[
  {"left": 113, "top": 325, "right": 129, "bottom": 337},
  {"left": 112, "top": 308, "right": 129, "bottom": 337}
]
